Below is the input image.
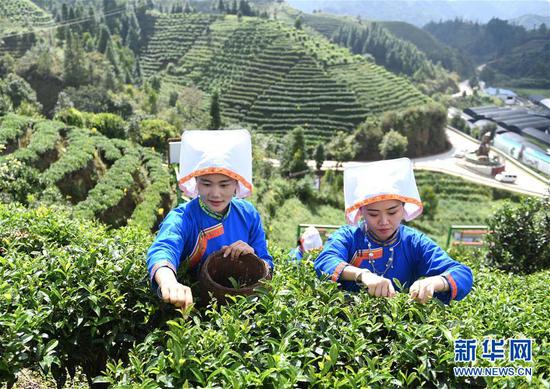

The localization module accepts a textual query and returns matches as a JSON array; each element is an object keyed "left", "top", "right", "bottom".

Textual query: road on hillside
[
  {"left": 412, "top": 128, "right": 548, "bottom": 197},
  {"left": 273, "top": 128, "right": 548, "bottom": 197}
]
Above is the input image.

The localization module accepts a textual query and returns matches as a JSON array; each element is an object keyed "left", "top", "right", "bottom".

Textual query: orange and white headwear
[
  {"left": 344, "top": 157, "right": 423, "bottom": 225},
  {"left": 177, "top": 129, "right": 253, "bottom": 198},
  {"left": 300, "top": 226, "right": 323, "bottom": 252}
]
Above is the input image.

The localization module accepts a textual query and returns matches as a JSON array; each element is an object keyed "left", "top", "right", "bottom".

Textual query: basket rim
[{"left": 200, "top": 251, "right": 269, "bottom": 293}]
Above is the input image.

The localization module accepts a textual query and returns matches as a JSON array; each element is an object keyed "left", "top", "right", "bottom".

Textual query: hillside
[
  {"left": 0, "top": 0, "right": 54, "bottom": 34},
  {"left": 424, "top": 18, "right": 550, "bottom": 88},
  {"left": 378, "top": 21, "right": 474, "bottom": 77},
  {"left": 286, "top": 0, "right": 550, "bottom": 27},
  {"left": 0, "top": 113, "right": 173, "bottom": 230},
  {"left": 138, "top": 13, "right": 429, "bottom": 142},
  {"left": 280, "top": 10, "right": 459, "bottom": 95},
  {"left": 509, "top": 14, "right": 550, "bottom": 30},
  {"left": 483, "top": 38, "right": 550, "bottom": 88}
]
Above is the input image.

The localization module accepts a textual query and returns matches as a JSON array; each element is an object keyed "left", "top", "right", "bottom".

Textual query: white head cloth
[
  {"left": 301, "top": 226, "right": 323, "bottom": 251},
  {"left": 177, "top": 129, "right": 253, "bottom": 198},
  {"left": 344, "top": 157, "right": 423, "bottom": 225}
]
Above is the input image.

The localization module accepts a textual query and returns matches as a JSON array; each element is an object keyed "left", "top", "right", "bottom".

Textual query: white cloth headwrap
[
  {"left": 301, "top": 226, "right": 323, "bottom": 251},
  {"left": 344, "top": 157, "right": 423, "bottom": 225},
  {"left": 177, "top": 129, "right": 253, "bottom": 198}
]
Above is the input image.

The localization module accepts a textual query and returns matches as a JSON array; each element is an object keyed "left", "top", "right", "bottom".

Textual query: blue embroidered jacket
[
  {"left": 314, "top": 224, "right": 473, "bottom": 304},
  {"left": 147, "top": 197, "right": 273, "bottom": 289}
]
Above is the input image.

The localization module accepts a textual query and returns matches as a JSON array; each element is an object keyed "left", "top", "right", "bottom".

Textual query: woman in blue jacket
[{"left": 314, "top": 158, "right": 473, "bottom": 304}]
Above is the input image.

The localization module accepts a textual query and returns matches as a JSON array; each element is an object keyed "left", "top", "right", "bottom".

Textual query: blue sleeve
[
  {"left": 314, "top": 226, "right": 352, "bottom": 282},
  {"left": 288, "top": 247, "right": 303, "bottom": 261},
  {"left": 412, "top": 230, "right": 474, "bottom": 304},
  {"left": 146, "top": 207, "right": 188, "bottom": 289},
  {"left": 248, "top": 207, "right": 274, "bottom": 269}
]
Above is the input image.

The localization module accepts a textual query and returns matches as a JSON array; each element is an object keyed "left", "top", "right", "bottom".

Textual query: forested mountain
[
  {"left": 425, "top": 18, "right": 550, "bottom": 88},
  {"left": 1, "top": 0, "right": 438, "bottom": 147},
  {"left": 0, "top": 0, "right": 54, "bottom": 34},
  {"left": 287, "top": 11, "right": 458, "bottom": 95},
  {"left": 509, "top": 14, "right": 550, "bottom": 30},
  {"left": 286, "top": 0, "right": 550, "bottom": 27},
  {"left": 379, "top": 21, "right": 474, "bottom": 77}
]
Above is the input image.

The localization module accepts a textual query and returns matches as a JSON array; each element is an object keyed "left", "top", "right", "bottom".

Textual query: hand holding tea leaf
[
  {"left": 358, "top": 270, "right": 396, "bottom": 298},
  {"left": 409, "top": 276, "right": 448, "bottom": 304},
  {"left": 222, "top": 240, "right": 254, "bottom": 259},
  {"left": 155, "top": 267, "right": 194, "bottom": 308}
]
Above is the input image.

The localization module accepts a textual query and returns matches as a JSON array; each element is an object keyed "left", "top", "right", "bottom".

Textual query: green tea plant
[
  {"left": 99, "top": 251, "right": 549, "bottom": 387},
  {"left": 486, "top": 196, "right": 550, "bottom": 274},
  {"left": 0, "top": 204, "right": 162, "bottom": 387}
]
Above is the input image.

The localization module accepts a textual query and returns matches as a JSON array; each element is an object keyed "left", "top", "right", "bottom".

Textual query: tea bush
[
  {"left": 99, "top": 251, "right": 549, "bottom": 388},
  {"left": 486, "top": 196, "right": 550, "bottom": 274},
  {"left": 0, "top": 204, "right": 162, "bottom": 387}
]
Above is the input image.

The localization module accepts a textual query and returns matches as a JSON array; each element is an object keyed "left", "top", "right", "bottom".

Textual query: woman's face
[
  {"left": 196, "top": 173, "right": 238, "bottom": 213},
  {"left": 360, "top": 199, "right": 404, "bottom": 241}
]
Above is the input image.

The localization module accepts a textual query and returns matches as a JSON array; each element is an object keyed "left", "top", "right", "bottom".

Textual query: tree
[
  {"left": 419, "top": 185, "right": 438, "bottom": 220},
  {"left": 280, "top": 126, "right": 309, "bottom": 178},
  {"left": 352, "top": 118, "right": 383, "bottom": 160},
  {"left": 138, "top": 118, "right": 178, "bottom": 152},
  {"left": 2, "top": 74, "right": 37, "bottom": 109},
  {"left": 63, "top": 33, "right": 88, "bottom": 87},
  {"left": 209, "top": 90, "right": 221, "bottom": 129},
  {"left": 97, "top": 25, "right": 111, "bottom": 53},
  {"left": 313, "top": 143, "right": 325, "bottom": 172},
  {"left": 217, "top": 0, "right": 225, "bottom": 12},
  {"left": 0, "top": 53, "right": 15, "bottom": 78},
  {"left": 379, "top": 130, "right": 408, "bottom": 159},
  {"left": 294, "top": 15, "right": 302, "bottom": 30},
  {"left": 486, "top": 196, "right": 550, "bottom": 274},
  {"left": 327, "top": 131, "right": 353, "bottom": 166}
]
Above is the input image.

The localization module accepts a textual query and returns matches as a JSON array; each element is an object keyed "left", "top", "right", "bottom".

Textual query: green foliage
[
  {"left": 326, "top": 131, "right": 353, "bottom": 165},
  {"left": 98, "top": 251, "right": 549, "bottom": 387},
  {"left": 425, "top": 18, "right": 550, "bottom": 88},
  {"left": 0, "top": 53, "right": 16, "bottom": 78},
  {"left": 280, "top": 126, "right": 309, "bottom": 178},
  {"left": 85, "top": 112, "right": 127, "bottom": 139},
  {"left": 1, "top": 115, "right": 172, "bottom": 230},
  {"left": 0, "top": 203, "right": 161, "bottom": 387},
  {"left": 0, "top": 155, "right": 41, "bottom": 204},
  {"left": 0, "top": 73, "right": 39, "bottom": 109},
  {"left": 209, "top": 90, "right": 221, "bottom": 130},
  {"left": 313, "top": 143, "right": 325, "bottom": 171},
  {"left": 138, "top": 118, "right": 178, "bottom": 152},
  {"left": 381, "top": 103, "right": 447, "bottom": 158},
  {"left": 379, "top": 21, "right": 474, "bottom": 77},
  {"left": 54, "top": 107, "right": 85, "bottom": 127},
  {"left": 486, "top": 196, "right": 550, "bottom": 274},
  {"left": 379, "top": 129, "right": 408, "bottom": 159},
  {"left": 419, "top": 185, "right": 438, "bottom": 220}
]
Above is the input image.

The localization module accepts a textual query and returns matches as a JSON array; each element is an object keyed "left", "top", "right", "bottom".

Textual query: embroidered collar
[
  {"left": 199, "top": 197, "right": 231, "bottom": 221},
  {"left": 361, "top": 221, "right": 401, "bottom": 246}
]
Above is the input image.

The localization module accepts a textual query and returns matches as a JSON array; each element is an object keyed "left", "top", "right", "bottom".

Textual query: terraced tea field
[
  {"left": 0, "top": 0, "right": 54, "bottom": 34},
  {"left": 0, "top": 114, "right": 172, "bottom": 230},
  {"left": 139, "top": 14, "right": 428, "bottom": 142}
]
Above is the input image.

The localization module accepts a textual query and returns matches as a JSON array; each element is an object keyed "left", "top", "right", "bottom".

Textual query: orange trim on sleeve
[
  {"left": 345, "top": 195, "right": 423, "bottom": 220},
  {"left": 178, "top": 167, "right": 253, "bottom": 193},
  {"left": 331, "top": 262, "right": 348, "bottom": 282},
  {"left": 446, "top": 274, "right": 458, "bottom": 300}
]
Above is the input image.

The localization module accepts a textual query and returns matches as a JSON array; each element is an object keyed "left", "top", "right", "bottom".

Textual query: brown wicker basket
[{"left": 198, "top": 250, "right": 271, "bottom": 305}]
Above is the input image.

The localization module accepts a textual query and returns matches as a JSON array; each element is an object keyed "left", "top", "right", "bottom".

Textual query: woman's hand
[
  {"left": 409, "top": 276, "right": 448, "bottom": 304},
  {"left": 159, "top": 281, "right": 193, "bottom": 308},
  {"left": 222, "top": 240, "right": 254, "bottom": 259},
  {"left": 155, "top": 267, "right": 193, "bottom": 308},
  {"left": 359, "top": 270, "right": 396, "bottom": 298}
]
